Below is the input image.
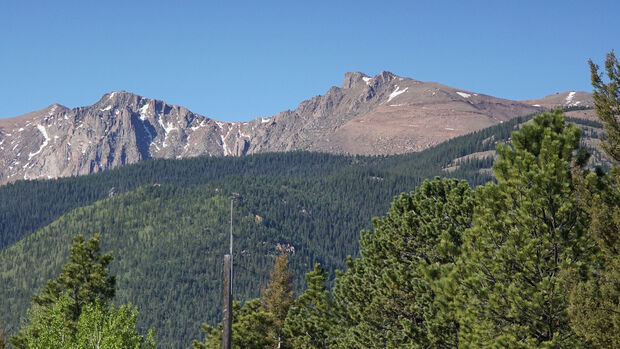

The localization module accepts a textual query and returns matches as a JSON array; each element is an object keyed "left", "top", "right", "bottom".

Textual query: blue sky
[{"left": 1, "top": 0, "right": 618, "bottom": 121}]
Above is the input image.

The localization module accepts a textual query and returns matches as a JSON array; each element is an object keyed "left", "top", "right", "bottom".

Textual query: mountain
[{"left": 0, "top": 71, "right": 570, "bottom": 184}]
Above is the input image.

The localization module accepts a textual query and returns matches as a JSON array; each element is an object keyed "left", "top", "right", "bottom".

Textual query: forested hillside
[
  {"left": 0, "top": 108, "right": 607, "bottom": 252},
  {"left": 0, "top": 109, "right": 609, "bottom": 347}
]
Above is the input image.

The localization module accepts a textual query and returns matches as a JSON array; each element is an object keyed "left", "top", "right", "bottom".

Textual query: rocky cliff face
[{"left": 0, "top": 72, "right": 590, "bottom": 184}]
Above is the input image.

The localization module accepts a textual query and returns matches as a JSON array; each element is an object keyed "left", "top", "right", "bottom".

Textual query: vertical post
[
  {"left": 230, "top": 200, "right": 233, "bottom": 287},
  {"left": 222, "top": 254, "right": 232, "bottom": 349}
]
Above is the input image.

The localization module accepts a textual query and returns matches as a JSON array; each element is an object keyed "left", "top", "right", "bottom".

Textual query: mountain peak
[
  {"left": 375, "top": 71, "right": 398, "bottom": 84},
  {"left": 97, "top": 91, "right": 145, "bottom": 107},
  {"left": 47, "top": 103, "right": 68, "bottom": 112},
  {"left": 341, "top": 72, "right": 369, "bottom": 89},
  {"left": 102, "top": 90, "right": 139, "bottom": 99},
  {"left": 341, "top": 71, "right": 400, "bottom": 89}
]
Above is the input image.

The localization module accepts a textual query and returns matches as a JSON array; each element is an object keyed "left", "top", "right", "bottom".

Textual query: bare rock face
[{"left": 0, "top": 72, "right": 567, "bottom": 184}]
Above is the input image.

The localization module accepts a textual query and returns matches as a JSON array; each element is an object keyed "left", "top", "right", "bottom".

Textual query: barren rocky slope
[{"left": 0, "top": 71, "right": 592, "bottom": 184}]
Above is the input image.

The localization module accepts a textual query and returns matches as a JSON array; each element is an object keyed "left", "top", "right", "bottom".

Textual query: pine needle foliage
[
  {"left": 567, "top": 167, "right": 620, "bottom": 348},
  {"left": 590, "top": 50, "right": 620, "bottom": 162},
  {"left": 262, "top": 253, "right": 295, "bottom": 348},
  {"left": 283, "top": 263, "right": 338, "bottom": 349},
  {"left": 332, "top": 177, "right": 474, "bottom": 348},
  {"left": 456, "top": 110, "right": 594, "bottom": 347}
]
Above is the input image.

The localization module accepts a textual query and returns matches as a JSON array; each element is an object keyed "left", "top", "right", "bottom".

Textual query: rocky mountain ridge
[{"left": 0, "top": 71, "right": 592, "bottom": 184}]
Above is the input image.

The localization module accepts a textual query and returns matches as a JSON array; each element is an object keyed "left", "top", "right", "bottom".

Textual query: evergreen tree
[
  {"left": 192, "top": 299, "right": 276, "bottom": 349},
  {"left": 34, "top": 234, "right": 115, "bottom": 322},
  {"left": 262, "top": 253, "right": 295, "bottom": 348},
  {"left": 565, "top": 53, "right": 620, "bottom": 347},
  {"left": 11, "top": 234, "right": 116, "bottom": 347},
  {"left": 10, "top": 234, "right": 153, "bottom": 348},
  {"left": 456, "top": 110, "right": 593, "bottom": 347},
  {"left": 333, "top": 177, "right": 474, "bottom": 348},
  {"left": 590, "top": 50, "right": 620, "bottom": 162},
  {"left": 283, "top": 264, "right": 337, "bottom": 349},
  {"left": 567, "top": 167, "right": 620, "bottom": 348}
]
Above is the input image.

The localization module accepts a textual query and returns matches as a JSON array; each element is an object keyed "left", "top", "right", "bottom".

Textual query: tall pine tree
[
  {"left": 456, "top": 110, "right": 593, "bottom": 347},
  {"left": 11, "top": 234, "right": 115, "bottom": 346},
  {"left": 10, "top": 234, "right": 153, "bottom": 348},
  {"left": 567, "top": 166, "right": 620, "bottom": 348},
  {"left": 333, "top": 177, "right": 474, "bottom": 348},
  {"left": 262, "top": 253, "right": 295, "bottom": 348},
  {"left": 33, "top": 234, "right": 115, "bottom": 323},
  {"left": 565, "top": 51, "right": 620, "bottom": 348},
  {"left": 283, "top": 264, "right": 337, "bottom": 349}
]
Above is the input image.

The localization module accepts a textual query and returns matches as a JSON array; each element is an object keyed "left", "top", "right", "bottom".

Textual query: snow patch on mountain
[
  {"left": 139, "top": 104, "right": 150, "bottom": 119},
  {"left": 158, "top": 117, "right": 179, "bottom": 148},
  {"left": 28, "top": 125, "right": 50, "bottom": 160},
  {"left": 221, "top": 132, "right": 230, "bottom": 156},
  {"left": 456, "top": 92, "right": 471, "bottom": 98},
  {"left": 387, "top": 86, "right": 408, "bottom": 102}
]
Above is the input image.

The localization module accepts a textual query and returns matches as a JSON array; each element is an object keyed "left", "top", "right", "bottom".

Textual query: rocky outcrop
[{"left": 0, "top": 72, "right": 570, "bottom": 184}]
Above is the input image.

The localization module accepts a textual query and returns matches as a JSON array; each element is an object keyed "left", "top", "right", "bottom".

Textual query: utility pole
[
  {"left": 222, "top": 254, "right": 232, "bottom": 349},
  {"left": 222, "top": 200, "right": 233, "bottom": 349}
]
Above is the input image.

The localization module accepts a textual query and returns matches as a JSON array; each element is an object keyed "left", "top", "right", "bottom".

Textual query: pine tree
[
  {"left": 283, "top": 263, "right": 337, "bottom": 349},
  {"left": 590, "top": 50, "right": 620, "bottom": 162},
  {"left": 193, "top": 300, "right": 276, "bottom": 349},
  {"left": 10, "top": 234, "right": 154, "bottom": 348},
  {"left": 567, "top": 167, "right": 620, "bottom": 348},
  {"left": 262, "top": 253, "right": 295, "bottom": 348},
  {"left": 456, "top": 110, "right": 593, "bottom": 347},
  {"left": 333, "top": 177, "right": 474, "bottom": 348},
  {"left": 11, "top": 234, "right": 116, "bottom": 347},
  {"left": 565, "top": 52, "right": 620, "bottom": 347},
  {"left": 34, "top": 234, "right": 115, "bottom": 322}
]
